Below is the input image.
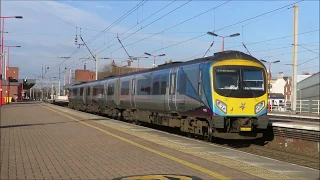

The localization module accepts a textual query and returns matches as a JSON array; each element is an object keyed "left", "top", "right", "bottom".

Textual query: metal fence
[{"left": 270, "top": 100, "right": 320, "bottom": 114}]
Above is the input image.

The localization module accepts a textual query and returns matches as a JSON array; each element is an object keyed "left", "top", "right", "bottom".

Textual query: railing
[{"left": 269, "top": 100, "right": 320, "bottom": 115}]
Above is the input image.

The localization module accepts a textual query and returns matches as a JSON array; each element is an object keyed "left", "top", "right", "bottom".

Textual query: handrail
[{"left": 269, "top": 100, "right": 320, "bottom": 115}]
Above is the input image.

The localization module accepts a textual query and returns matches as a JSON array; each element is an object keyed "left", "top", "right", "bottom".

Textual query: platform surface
[
  {"left": 1, "top": 102, "right": 319, "bottom": 180},
  {"left": 268, "top": 111, "right": 320, "bottom": 120},
  {"left": 269, "top": 118, "right": 320, "bottom": 131}
]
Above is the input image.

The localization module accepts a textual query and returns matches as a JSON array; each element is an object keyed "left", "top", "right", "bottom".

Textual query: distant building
[
  {"left": 297, "top": 72, "right": 320, "bottom": 101},
  {"left": 269, "top": 93, "right": 285, "bottom": 106},
  {"left": 271, "top": 72, "right": 290, "bottom": 94}
]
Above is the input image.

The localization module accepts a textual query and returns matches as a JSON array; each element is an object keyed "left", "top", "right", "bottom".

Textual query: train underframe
[{"left": 69, "top": 102, "right": 269, "bottom": 140}]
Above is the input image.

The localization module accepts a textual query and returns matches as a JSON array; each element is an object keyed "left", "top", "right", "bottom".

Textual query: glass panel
[
  {"left": 242, "top": 69, "right": 264, "bottom": 91},
  {"left": 121, "top": 81, "right": 130, "bottom": 95},
  {"left": 215, "top": 68, "right": 239, "bottom": 90}
]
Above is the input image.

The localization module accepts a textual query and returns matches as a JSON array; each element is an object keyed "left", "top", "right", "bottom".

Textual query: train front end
[{"left": 210, "top": 56, "right": 269, "bottom": 139}]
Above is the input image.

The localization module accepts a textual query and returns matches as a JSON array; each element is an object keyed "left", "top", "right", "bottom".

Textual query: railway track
[{"left": 51, "top": 101, "right": 320, "bottom": 170}]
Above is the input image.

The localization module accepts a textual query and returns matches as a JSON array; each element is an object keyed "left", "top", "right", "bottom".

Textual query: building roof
[
  {"left": 297, "top": 74, "right": 312, "bottom": 83},
  {"left": 2, "top": 79, "right": 36, "bottom": 89}
]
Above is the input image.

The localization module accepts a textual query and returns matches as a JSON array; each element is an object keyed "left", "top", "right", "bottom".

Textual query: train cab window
[
  {"left": 107, "top": 83, "right": 114, "bottom": 95},
  {"left": 215, "top": 69, "right": 239, "bottom": 90},
  {"left": 121, "top": 81, "right": 130, "bottom": 95},
  {"left": 242, "top": 69, "right": 264, "bottom": 91}
]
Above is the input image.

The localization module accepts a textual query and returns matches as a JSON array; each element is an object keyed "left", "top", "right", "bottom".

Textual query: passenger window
[
  {"left": 152, "top": 81, "right": 160, "bottom": 95},
  {"left": 161, "top": 81, "right": 166, "bottom": 95},
  {"left": 121, "top": 81, "right": 130, "bottom": 95},
  {"left": 138, "top": 79, "right": 151, "bottom": 95},
  {"left": 179, "top": 72, "right": 186, "bottom": 94},
  {"left": 107, "top": 83, "right": 114, "bottom": 95}
]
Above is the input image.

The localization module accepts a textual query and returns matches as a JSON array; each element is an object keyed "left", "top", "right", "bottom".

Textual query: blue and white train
[{"left": 68, "top": 51, "right": 270, "bottom": 140}]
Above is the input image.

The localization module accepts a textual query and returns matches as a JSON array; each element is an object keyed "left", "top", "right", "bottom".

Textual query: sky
[{"left": 2, "top": 0, "right": 319, "bottom": 81}]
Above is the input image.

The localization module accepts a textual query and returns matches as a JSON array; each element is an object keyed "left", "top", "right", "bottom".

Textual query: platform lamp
[
  {"left": 129, "top": 56, "right": 148, "bottom": 71},
  {"left": 0, "top": 16, "right": 23, "bottom": 106},
  {"left": 144, "top": 52, "right": 166, "bottom": 68},
  {"left": 260, "top": 59, "right": 280, "bottom": 112}
]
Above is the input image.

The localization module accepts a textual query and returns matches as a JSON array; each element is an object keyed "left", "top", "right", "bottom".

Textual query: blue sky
[{"left": 2, "top": 0, "right": 319, "bottom": 80}]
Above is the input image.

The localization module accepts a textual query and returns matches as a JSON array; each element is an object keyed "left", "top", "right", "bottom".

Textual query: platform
[
  {"left": 1, "top": 102, "right": 319, "bottom": 180},
  {"left": 268, "top": 112, "right": 320, "bottom": 120},
  {"left": 269, "top": 118, "right": 320, "bottom": 131}
]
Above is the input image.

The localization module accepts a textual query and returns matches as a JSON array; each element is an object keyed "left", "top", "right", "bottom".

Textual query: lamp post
[
  {"left": 144, "top": 52, "right": 166, "bottom": 68},
  {"left": 260, "top": 59, "right": 280, "bottom": 112},
  {"left": 0, "top": 15, "right": 23, "bottom": 107},
  {"left": 80, "top": 57, "right": 110, "bottom": 80},
  {"left": 129, "top": 56, "right": 148, "bottom": 71},
  {"left": 207, "top": 32, "right": 240, "bottom": 52}
]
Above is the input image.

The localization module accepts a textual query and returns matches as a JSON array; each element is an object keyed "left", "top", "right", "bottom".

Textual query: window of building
[{"left": 121, "top": 81, "right": 130, "bottom": 95}]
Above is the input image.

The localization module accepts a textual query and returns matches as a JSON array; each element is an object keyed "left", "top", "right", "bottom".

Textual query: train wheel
[
  {"left": 203, "top": 128, "right": 212, "bottom": 142},
  {"left": 187, "top": 132, "right": 194, "bottom": 138}
]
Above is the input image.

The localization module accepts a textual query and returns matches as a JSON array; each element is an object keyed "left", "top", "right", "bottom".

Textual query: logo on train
[
  {"left": 239, "top": 102, "right": 246, "bottom": 110},
  {"left": 113, "top": 174, "right": 202, "bottom": 180}
]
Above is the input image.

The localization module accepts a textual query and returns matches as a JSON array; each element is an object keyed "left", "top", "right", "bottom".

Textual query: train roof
[
  {"left": 117, "top": 50, "right": 264, "bottom": 77},
  {"left": 69, "top": 50, "right": 265, "bottom": 88}
]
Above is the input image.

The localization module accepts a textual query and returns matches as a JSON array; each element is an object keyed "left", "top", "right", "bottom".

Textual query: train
[{"left": 67, "top": 50, "right": 269, "bottom": 141}]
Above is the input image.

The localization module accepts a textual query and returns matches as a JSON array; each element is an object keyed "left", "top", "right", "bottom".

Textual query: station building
[{"left": 1, "top": 67, "right": 36, "bottom": 103}]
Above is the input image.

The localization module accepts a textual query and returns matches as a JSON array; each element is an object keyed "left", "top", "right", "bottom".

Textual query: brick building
[
  {"left": 1, "top": 67, "right": 36, "bottom": 103},
  {"left": 72, "top": 60, "right": 150, "bottom": 83}
]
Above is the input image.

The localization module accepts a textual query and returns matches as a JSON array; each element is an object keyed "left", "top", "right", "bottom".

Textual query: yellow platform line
[{"left": 41, "top": 105, "right": 230, "bottom": 180}]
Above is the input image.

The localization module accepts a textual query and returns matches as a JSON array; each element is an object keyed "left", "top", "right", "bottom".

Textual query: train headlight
[
  {"left": 255, "top": 101, "right": 265, "bottom": 114},
  {"left": 216, "top": 100, "right": 227, "bottom": 113}
]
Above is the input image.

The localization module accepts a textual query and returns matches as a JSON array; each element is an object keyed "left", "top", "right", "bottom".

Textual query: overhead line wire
[
  {"left": 85, "top": 0, "right": 148, "bottom": 44},
  {"left": 95, "top": 0, "right": 231, "bottom": 56},
  {"left": 82, "top": 0, "right": 178, "bottom": 58},
  {"left": 45, "top": 1, "right": 147, "bottom": 74},
  {"left": 102, "top": 0, "right": 305, "bottom": 58},
  {"left": 298, "top": 44, "right": 319, "bottom": 55}
]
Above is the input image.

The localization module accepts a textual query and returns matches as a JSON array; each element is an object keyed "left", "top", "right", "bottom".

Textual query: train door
[
  {"left": 130, "top": 77, "right": 136, "bottom": 108},
  {"left": 168, "top": 68, "right": 177, "bottom": 111}
]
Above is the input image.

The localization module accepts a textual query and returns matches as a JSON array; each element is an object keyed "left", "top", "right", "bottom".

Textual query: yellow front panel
[{"left": 211, "top": 59, "right": 268, "bottom": 116}]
